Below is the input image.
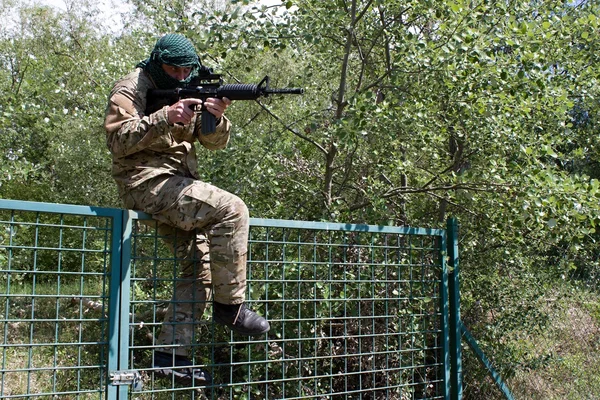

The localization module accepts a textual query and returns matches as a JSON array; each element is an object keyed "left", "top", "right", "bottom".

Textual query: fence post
[
  {"left": 447, "top": 218, "right": 463, "bottom": 400},
  {"left": 107, "top": 210, "right": 124, "bottom": 400},
  {"left": 107, "top": 210, "right": 135, "bottom": 399},
  {"left": 118, "top": 210, "right": 135, "bottom": 398}
]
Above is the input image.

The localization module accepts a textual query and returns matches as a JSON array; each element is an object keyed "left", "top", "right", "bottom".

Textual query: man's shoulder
[{"left": 111, "top": 68, "right": 154, "bottom": 94}]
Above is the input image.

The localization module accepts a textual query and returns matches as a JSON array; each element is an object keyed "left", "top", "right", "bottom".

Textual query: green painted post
[
  {"left": 107, "top": 209, "right": 123, "bottom": 400},
  {"left": 117, "top": 210, "right": 135, "bottom": 399},
  {"left": 439, "top": 231, "right": 451, "bottom": 400},
  {"left": 108, "top": 209, "right": 135, "bottom": 399},
  {"left": 447, "top": 218, "right": 463, "bottom": 400},
  {"left": 460, "top": 322, "right": 515, "bottom": 400}
]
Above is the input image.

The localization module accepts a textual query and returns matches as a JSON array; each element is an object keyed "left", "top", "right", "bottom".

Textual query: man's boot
[
  {"left": 213, "top": 302, "right": 270, "bottom": 336},
  {"left": 153, "top": 351, "right": 212, "bottom": 385}
]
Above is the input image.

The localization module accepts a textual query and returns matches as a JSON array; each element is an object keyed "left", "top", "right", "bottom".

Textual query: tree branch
[
  {"left": 348, "top": 182, "right": 510, "bottom": 212},
  {"left": 254, "top": 101, "right": 328, "bottom": 154}
]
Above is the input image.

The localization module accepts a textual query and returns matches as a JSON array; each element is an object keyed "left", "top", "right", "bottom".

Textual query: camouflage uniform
[{"left": 104, "top": 67, "right": 248, "bottom": 356}]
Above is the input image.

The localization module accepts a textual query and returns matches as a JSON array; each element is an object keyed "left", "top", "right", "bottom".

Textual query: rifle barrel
[{"left": 267, "top": 88, "right": 304, "bottom": 95}]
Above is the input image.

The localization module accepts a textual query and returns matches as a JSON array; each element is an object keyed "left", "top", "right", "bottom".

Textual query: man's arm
[{"left": 104, "top": 84, "right": 172, "bottom": 158}]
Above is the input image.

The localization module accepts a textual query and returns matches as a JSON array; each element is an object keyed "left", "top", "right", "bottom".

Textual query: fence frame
[{"left": 0, "top": 199, "right": 514, "bottom": 399}]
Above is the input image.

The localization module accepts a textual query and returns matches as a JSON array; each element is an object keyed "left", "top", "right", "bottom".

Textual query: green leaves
[{"left": 0, "top": 0, "right": 599, "bottom": 397}]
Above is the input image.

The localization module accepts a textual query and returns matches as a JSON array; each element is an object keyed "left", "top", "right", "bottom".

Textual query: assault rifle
[{"left": 146, "top": 69, "right": 304, "bottom": 134}]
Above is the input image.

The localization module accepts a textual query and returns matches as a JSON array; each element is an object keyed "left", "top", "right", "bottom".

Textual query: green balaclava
[{"left": 137, "top": 33, "right": 200, "bottom": 89}]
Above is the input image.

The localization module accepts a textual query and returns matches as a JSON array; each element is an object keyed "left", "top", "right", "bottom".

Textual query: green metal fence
[
  {"left": 0, "top": 201, "right": 123, "bottom": 399},
  {"left": 0, "top": 200, "right": 463, "bottom": 399}
]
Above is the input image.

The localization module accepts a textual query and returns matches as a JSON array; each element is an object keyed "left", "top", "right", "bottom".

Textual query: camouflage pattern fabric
[
  {"left": 104, "top": 67, "right": 247, "bottom": 355},
  {"left": 151, "top": 225, "right": 211, "bottom": 356},
  {"left": 151, "top": 180, "right": 249, "bottom": 305},
  {"left": 104, "top": 68, "right": 231, "bottom": 195},
  {"left": 127, "top": 177, "right": 250, "bottom": 305},
  {"left": 156, "top": 278, "right": 212, "bottom": 357}
]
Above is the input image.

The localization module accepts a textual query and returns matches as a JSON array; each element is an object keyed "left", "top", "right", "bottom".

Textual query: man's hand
[
  {"left": 167, "top": 98, "right": 203, "bottom": 125},
  {"left": 167, "top": 97, "right": 232, "bottom": 125},
  {"left": 203, "top": 97, "right": 232, "bottom": 120}
]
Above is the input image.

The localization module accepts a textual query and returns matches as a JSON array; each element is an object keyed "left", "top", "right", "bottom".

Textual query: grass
[
  {"left": 503, "top": 286, "right": 600, "bottom": 400},
  {"left": 0, "top": 278, "right": 109, "bottom": 399}
]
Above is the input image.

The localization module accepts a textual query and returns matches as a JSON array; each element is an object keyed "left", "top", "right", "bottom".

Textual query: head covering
[{"left": 136, "top": 34, "right": 200, "bottom": 89}]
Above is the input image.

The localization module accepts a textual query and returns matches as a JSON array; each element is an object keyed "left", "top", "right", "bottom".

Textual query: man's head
[
  {"left": 150, "top": 33, "right": 199, "bottom": 69},
  {"left": 161, "top": 64, "right": 194, "bottom": 82},
  {"left": 139, "top": 33, "right": 200, "bottom": 89}
]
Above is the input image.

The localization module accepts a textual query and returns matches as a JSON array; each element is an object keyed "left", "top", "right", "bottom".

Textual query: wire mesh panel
[
  {"left": 126, "top": 217, "right": 447, "bottom": 400},
  {"left": 0, "top": 201, "right": 451, "bottom": 399},
  {"left": 0, "top": 205, "right": 114, "bottom": 399},
  {"left": 126, "top": 218, "right": 215, "bottom": 400}
]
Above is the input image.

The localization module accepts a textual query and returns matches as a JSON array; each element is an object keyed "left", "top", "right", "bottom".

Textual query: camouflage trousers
[
  {"left": 151, "top": 226, "right": 211, "bottom": 357},
  {"left": 122, "top": 176, "right": 249, "bottom": 356}
]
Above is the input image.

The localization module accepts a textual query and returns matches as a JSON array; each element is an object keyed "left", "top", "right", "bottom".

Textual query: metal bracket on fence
[{"left": 109, "top": 370, "right": 142, "bottom": 392}]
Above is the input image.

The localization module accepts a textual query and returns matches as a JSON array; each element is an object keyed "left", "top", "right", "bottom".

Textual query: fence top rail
[
  {"left": 0, "top": 200, "right": 445, "bottom": 237},
  {"left": 0, "top": 199, "right": 122, "bottom": 218},
  {"left": 249, "top": 217, "right": 444, "bottom": 236},
  {"left": 126, "top": 210, "right": 445, "bottom": 236}
]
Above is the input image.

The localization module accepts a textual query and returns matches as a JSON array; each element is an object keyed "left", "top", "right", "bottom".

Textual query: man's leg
[
  {"left": 151, "top": 224, "right": 212, "bottom": 384},
  {"left": 154, "top": 181, "right": 269, "bottom": 336}
]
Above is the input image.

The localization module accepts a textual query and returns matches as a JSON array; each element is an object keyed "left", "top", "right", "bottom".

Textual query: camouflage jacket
[{"left": 104, "top": 68, "right": 231, "bottom": 206}]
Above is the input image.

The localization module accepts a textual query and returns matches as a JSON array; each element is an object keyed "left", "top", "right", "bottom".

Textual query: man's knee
[{"left": 223, "top": 195, "right": 248, "bottom": 224}]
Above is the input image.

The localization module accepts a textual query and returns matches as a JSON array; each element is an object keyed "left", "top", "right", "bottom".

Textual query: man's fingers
[
  {"left": 167, "top": 99, "right": 203, "bottom": 125},
  {"left": 203, "top": 98, "right": 231, "bottom": 118},
  {"left": 181, "top": 98, "right": 203, "bottom": 107},
  {"left": 168, "top": 98, "right": 230, "bottom": 124},
  {"left": 181, "top": 98, "right": 203, "bottom": 112}
]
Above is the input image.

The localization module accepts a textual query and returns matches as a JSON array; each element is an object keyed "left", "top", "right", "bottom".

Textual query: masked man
[{"left": 104, "top": 33, "right": 269, "bottom": 385}]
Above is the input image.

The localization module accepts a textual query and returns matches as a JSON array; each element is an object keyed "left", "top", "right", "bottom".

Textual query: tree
[
  {"left": 204, "top": 1, "right": 600, "bottom": 396},
  {"left": 2, "top": 0, "right": 600, "bottom": 397},
  {"left": 0, "top": 0, "right": 130, "bottom": 205}
]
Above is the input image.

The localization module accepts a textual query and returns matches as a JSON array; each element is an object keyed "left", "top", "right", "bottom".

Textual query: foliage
[{"left": 1, "top": 0, "right": 600, "bottom": 398}]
